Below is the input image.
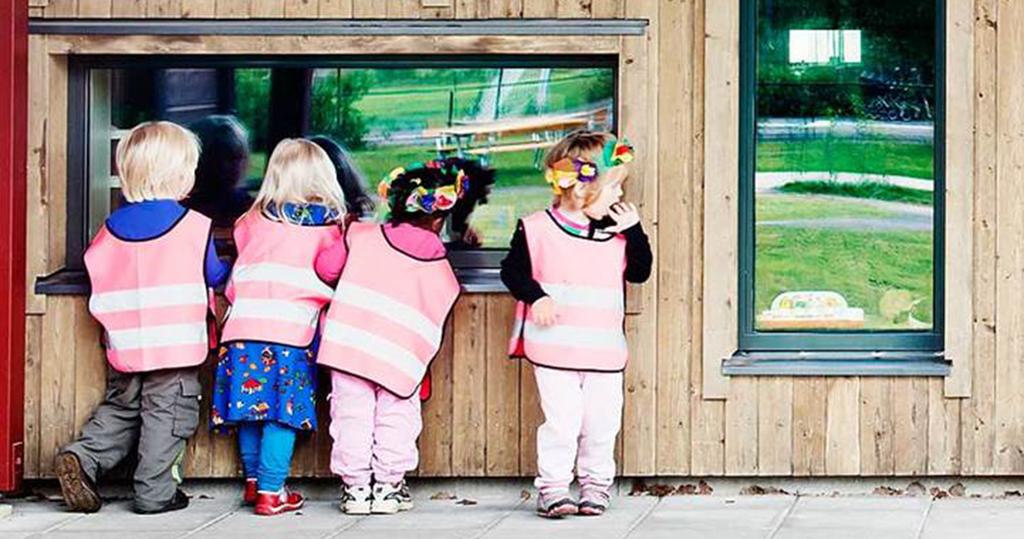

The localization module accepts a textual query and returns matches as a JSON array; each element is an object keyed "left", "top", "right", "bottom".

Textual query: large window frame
[
  {"left": 38, "top": 53, "right": 619, "bottom": 294},
  {"left": 731, "top": 0, "right": 947, "bottom": 367}
]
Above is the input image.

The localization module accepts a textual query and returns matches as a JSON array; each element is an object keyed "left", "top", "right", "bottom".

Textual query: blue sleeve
[{"left": 204, "top": 238, "right": 232, "bottom": 288}]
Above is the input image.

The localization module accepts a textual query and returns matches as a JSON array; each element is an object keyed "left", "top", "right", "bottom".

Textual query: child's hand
[
  {"left": 531, "top": 296, "right": 558, "bottom": 327},
  {"left": 608, "top": 202, "right": 640, "bottom": 232}
]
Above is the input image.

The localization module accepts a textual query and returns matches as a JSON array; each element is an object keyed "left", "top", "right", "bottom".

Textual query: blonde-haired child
[
  {"left": 213, "top": 138, "right": 347, "bottom": 516},
  {"left": 501, "top": 130, "right": 652, "bottom": 518},
  {"left": 56, "top": 121, "right": 228, "bottom": 514}
]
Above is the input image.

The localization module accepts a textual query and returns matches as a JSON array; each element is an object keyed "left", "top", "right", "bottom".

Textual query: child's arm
[
  {"left": 315, "top": 238, "right": 348, "bottom": 286},
  {"left": 500, "top": 221, "right": 547, "bottom": 304},
  {"left": 622, "top": 223, "right": 653, "bottom": 283}
]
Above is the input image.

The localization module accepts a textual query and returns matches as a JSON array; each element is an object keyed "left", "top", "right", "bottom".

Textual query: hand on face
[{"left": 607, "top": 202, "right": 641, "bottom": 233}]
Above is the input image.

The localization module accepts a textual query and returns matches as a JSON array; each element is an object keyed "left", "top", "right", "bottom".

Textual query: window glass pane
[
  {"left": 87, "top": 64, "right": 615, "bottom": 252},
  {"left": 753, "top": 0, "right": 936, "bottom": 332}
]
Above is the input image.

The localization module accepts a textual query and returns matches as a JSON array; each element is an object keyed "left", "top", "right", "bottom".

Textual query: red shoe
[
  {"left": 254, "top": 488, "right": 305, "bottom": 516},
  {"left": 243, "top": 479, "right": 258, "bottom": 506}
]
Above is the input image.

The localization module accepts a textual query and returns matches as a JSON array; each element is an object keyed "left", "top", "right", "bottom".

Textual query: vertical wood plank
[
  {"left": 757, "top": 377, "right": 792, "bottom": 475},
  {"left": 251, "top": 0, "right": 286, "bottom": 18},
  {"left": 26, "top": 36, "right": 48, "bottom": 315},
  {"left": 44, "top": 0, "right": 77, "bottom": 17},
  {"left": 590, "top": 0, "right": 621, "bottom": 18},
  {"left": 46, "top": 54, "right": 67, "bottom": 274},
  {"left": 184, "top": 359, "right": 213, "bottom": 478},
  {"left": 72, "top": 299, "right": 104, "bottom": 442},
  {"left": 23, "top": 316, "right": 43, "bottom": 478},
  {"left": 285, "top": 0, "right": 319, "bottom": 17},
  {"left": 724, "top": 377, "right": 757, "bottom": 475},
  {"left": 318, "top": 0, "right": 352, "bottom": 17},
  {"left": 688, "top": 0, "right": 725, "bottom": 477},
  {"left": 654, "top": 0, "right": 693, "bottom": 476},
  {"left": 518, "top": 361, "right": 541, "bottom": 476},
  {"left": 77, "top": 0, "right": 112, "bottom": 17},
  {"left": 39, "top": 297, "right": 77, "bottom": 477},
  {"left": 557, "top": 0, "right": 589, "bottom": 18},
  {"left": 215, "top": 0, "right": 250, "bottom": 18},
  {"left": 485, "top": 296, "right": 519, "bottom": 475},
  {"left": 792, "top": 377, "right": 826, "bottom": 476},
  {"left": 418, "top": 317, "right": 454, "bottom": 476},
  {"left": 181, "top": 0, "right": 216, "bottom": 17},
  {"left": 481, "top": 0, "right": 522, "bottom": 17},
  {"left": 993, "top": 0, "right": 1024, "bottom": 475},
  {"left": 353, "top": 0, "right": 386, "bottom": 18},
  {"left": 522, "top": 0, "right": 555, "bottom": 17},
  {"left": 455, "top": 0, "right": 476, "bottom": 18},
  {"left": 110, "top": 0, "right": 147, "bottom": 16},
  {"left": 825, "top": 377, "right": 859, "bottom": 475},
  {"left": 963, "top": 0, "right": 998, "bottom": 476},
  {"left": 929, "top": 378, "right": 962, "bottom": 475},
  {"left": 146, "top": 0, "right": 181, "bottom": 17},
  {"left": 451, "top": 297, "right": 486, "bottom": 475},
  {"left": 858, "top": 378, "right": 894, "bottom": 476},
  {"left": 892, "top": 378, "right": 928, "bottom": 476},
  {"left": 700, "top": 0, "right": 739, "bottom": 399}
]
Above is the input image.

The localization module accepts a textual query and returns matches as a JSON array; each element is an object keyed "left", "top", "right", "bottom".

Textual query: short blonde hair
[
  {"left": 545, "top": 130, "right": 621, "bottom": 208},
  {"left": 252, "top": 138, "right": 346, "bottom": 224},
  {"left": 116, "top": 121, "right": 201, "bottom": 203}
]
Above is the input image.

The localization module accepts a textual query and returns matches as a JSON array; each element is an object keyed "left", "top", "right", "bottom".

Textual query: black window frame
[{"left": 37, "top": 53, "right": 619, "bottom": 294}]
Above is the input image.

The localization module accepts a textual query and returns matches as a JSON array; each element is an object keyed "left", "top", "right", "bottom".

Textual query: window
[
  {"left": 735, "top": 0, "right": 945, "bottom": 366},
  {"left": 47, "top": 55, "right": 616, "bottom": 292}
]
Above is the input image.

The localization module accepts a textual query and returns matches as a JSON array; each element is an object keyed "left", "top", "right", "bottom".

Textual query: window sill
[
  {"left": 35, "top": 267, "right": 510, "bottom": 296},
  {"left": 723, "top": 350, "right": 950, "bottom": 377}
]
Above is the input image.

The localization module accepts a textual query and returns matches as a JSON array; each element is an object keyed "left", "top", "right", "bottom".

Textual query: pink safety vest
[
  {"left": 318, "top": 222, "right": 460, "bottom": 398},
  {"left": 85, "top": 209, "right": 215, "bottom": 373},
  {"left": 221, "top": 212, "right": 341, "bottom": 347},
  {"left": 508, "top": 210, "right": 629, "bottom": 371}
]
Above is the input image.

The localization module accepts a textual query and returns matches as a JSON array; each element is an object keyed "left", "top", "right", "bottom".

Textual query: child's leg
[
  {"left": 329, "top": 371, "right": 377, "bottom": 487},
  {"left": 62, "top": 367, "right": 144, "bottom": 481},
  {"left": 370, "top": 386, "right": 422, "bottom": 485},
  {"left": 576, "top": 371, "right": 624, "bottom": 495},
  {"left": 237, "top": 423, "right": 262, "bottom": 481},
  {"left": 533, "top": 366, "right": 584, "bottom": 496},
  {"left": 257, "top": 422, "right": 298, "bottom": 492},
  {"left": 133, "top": 367, "right": 201, "bottom": 512}
]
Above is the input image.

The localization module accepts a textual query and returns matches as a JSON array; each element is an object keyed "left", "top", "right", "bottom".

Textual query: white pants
[{"left": 533, "top": 366, "right": 624, "bottom": 494}]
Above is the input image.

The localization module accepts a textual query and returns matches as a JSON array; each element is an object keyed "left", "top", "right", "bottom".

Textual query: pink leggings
[
  {"left": 328, "top": 371, "right": 422, "bottom": 486},
  {"left": 534, "top": 366, "right": 624, "bottom": 494}
]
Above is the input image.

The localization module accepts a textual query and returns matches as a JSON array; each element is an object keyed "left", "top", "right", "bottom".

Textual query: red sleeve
[{"left": 315, "top": 238, "right": 348, "bottom": 286}]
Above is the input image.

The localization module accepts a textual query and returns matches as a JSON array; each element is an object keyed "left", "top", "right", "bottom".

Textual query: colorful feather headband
[
  {"left": 544, "top": 137, "right": 635, "bottom": 195},
  {"left": 377, "top": 160, "right": 470, "bottom": 215}
]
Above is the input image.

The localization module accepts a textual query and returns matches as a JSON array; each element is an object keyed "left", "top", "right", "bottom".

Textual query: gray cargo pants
[{"left": 62, "top": 365, "right": 202, "bottom": 512}]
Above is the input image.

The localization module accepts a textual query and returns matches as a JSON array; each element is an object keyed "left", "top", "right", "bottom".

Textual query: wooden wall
[{"left": 21, "top": 0, "right": 1024, "bottom": 480}]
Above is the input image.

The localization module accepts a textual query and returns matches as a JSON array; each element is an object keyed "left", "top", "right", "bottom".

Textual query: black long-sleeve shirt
[{"left": 499, "top": 218, "right": 653, "bottom": 304}]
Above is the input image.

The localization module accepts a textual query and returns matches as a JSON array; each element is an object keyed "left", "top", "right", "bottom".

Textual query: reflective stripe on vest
[
  {"left": 85, "top": 209, "right": 213, "bottom": 373},
  {"left": 318, "top": 222, "right": 460, "bottom": 398},
  {"left": 508, "top": 210, "right": 628, "bottom": 371},
  {"left": 220, "top": 212, "right": 341, "bottom": 347}
]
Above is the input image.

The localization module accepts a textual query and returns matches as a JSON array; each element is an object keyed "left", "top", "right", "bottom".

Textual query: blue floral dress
[{"left": 211, "top": 203, "right": 338, "bottom": 432}]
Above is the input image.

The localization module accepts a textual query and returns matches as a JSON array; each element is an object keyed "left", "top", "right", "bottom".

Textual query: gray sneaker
[
  {"left": 339, "top": 484, "right": 372, "bottom": 515},
  {"left": 372, "top": 480, "right": 414, "bottom": 514},
  {"left": 536, "top": 490, "right": 577, "bottom": 519}
]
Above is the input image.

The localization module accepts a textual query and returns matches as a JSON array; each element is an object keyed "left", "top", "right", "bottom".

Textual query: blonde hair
[
  {"left": 116, "top": 121, "right": 200, "bottom": 203},
  {"left": 251, "top": 138, "right": 346, "bottom": 224},
  {"left": 545, "top": 130, "right": 621, "bottom": 208}
]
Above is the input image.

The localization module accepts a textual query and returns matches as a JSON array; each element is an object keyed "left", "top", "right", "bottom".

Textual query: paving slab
[
  {"left": 628, "top": 495, "right": 794, "bottom": 539},
  {"left": 775, "top": 496, "right": 930, "bottom": 539},
  {"left": 920, "top": 498, "right": 1024, "bottom": 539}
]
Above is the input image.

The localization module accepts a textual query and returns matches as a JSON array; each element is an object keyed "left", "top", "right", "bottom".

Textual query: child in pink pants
[
  {"left": 501, "top": 131, "right": 652, "bottom": 518},
  {"left": 316, "top": 158, "right": 494, "bottom": 515}
]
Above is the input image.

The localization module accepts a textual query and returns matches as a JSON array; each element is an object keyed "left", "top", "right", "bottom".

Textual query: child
[
  {"left": 212, "top": 138, "right": 347, "bottom": 516},
  {"left": 500, "top": 130, "right": 652, "bottom": 518},
  {"left": 309, "top": 135, "right": 375, "bottom": 220},
  {"left": 315, "top": 158, "right": 493, "bottom": 515},
  {"left": 56, "top": 121, "right": 228, "bottom": 514},
  {"left": 186, "top": 115, "right": 254, "bottom": 227}
]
